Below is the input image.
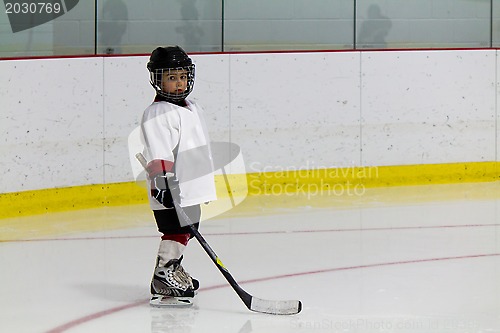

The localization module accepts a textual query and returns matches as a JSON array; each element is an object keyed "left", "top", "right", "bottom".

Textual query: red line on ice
[{"left": 43, "top": 252, "right": 500, "bottom": 333}]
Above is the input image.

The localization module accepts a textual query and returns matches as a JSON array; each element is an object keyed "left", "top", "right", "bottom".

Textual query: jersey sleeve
[{"left": 140, "top": 104, "right": 180, "bottom": 167}]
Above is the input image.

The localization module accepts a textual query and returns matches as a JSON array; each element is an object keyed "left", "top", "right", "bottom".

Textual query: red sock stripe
[{"left": 161, "top": 233, "right": 190, "bottom": 246}]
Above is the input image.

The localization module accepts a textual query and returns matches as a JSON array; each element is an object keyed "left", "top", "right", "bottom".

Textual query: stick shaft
[{"left": 135, "top": 153, "right": 148, "bottom": 169}]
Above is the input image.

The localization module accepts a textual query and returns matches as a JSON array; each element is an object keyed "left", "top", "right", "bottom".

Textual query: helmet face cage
[{"left": 149, "top": 64, "right": 195, "bottom": 101}]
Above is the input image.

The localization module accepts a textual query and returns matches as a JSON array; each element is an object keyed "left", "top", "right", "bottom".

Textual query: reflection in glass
[
  {"left": 99, "top": 0, "right": 128, "bottom": 54},
  {"left": 0, "top": 0, "right": 498, "bottom": 58},
  {"left": 357, "top": 4, "right": 392, "bottom": 49}
]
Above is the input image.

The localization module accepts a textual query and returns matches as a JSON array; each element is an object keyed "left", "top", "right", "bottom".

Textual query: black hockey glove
[{"left": 151, "top": 174, "right": 180, "bottom": 209}]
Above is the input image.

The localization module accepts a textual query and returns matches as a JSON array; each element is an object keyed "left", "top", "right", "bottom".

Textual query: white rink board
[
  {"left": 102, "top": 56, "right": 151, "bottom": 184},
  {"left": 229, "top": 51, "right": 361, "bottom": 171},
  {"left": 0, "top": 58, "right": 105, "bottom": 192},
  {"left": 0, "top": 50, "right": 498, "bottom": 192},
  {"left": 361, "top": 50, "right": 496, "bottom": 166}
]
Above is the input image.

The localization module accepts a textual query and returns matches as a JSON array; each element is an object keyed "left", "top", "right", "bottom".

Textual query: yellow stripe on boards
[
  {"left": 245, "top": 161, "right": 500, "bottom": 196},
  {"left": 1, "top": 162, "right": 499, "bottom": 220},
  {"left": 0, "top": 182, "right": 148, "bottom": 219}
]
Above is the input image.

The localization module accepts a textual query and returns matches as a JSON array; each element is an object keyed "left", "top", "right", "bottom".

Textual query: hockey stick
[{"left": 135, "top": 152, "right": 302, "bottom": 315}]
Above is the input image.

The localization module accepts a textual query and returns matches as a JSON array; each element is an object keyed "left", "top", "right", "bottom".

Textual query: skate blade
[{"left": 150, "top": 295, "right": 193, "bottom": 308}]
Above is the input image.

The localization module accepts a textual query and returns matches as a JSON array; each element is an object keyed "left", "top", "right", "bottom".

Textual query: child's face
[{"left": 162, "top": 70, "right": 188, "bottom": 96}]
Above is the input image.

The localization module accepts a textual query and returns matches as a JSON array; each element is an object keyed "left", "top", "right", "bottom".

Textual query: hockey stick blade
[
  {"left": 135, "top": 152, "right": 302, "bottom": 315},
  {"left": 251, "top": 297, "right": 302, "bottom": 315},
  {"left": 189, "top": 224, "right": 302, "bottom": 315}
]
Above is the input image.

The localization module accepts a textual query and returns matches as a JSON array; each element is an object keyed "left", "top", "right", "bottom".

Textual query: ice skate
[{"left": 150, "top": 256, "right": 199, "bottom": 308}]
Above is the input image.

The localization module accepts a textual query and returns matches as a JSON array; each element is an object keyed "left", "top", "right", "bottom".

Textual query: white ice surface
[{"left": 1, "top": 183, "right": 499, "bottom": 333}]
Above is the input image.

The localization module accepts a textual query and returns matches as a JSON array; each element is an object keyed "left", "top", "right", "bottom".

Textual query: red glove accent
[{"left": 146, "top": 159, "right": 174, "bottom": 177}]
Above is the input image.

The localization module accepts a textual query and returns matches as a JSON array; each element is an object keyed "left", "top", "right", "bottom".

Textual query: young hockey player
[{"left": 140, "top": 46, "right": 217, "bottom": 307}]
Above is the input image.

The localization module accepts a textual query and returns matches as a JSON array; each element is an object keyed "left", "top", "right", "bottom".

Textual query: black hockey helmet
[{"left": 147, "top": 46, "right": 195, "bottom": 101}]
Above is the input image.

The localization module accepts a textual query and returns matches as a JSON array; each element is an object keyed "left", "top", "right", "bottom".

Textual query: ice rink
[{"left": 1, "top": 182, "right": 499, "bottom": 333}]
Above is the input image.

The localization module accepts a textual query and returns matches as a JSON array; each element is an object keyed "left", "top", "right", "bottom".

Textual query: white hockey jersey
[{"left": 140, "top": 100, "right": 217, "bottom": 209}]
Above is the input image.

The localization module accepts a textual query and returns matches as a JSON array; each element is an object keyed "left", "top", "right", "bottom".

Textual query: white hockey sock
[{"left": 157, "top": 239, "right": 186, "bottom": 267}]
